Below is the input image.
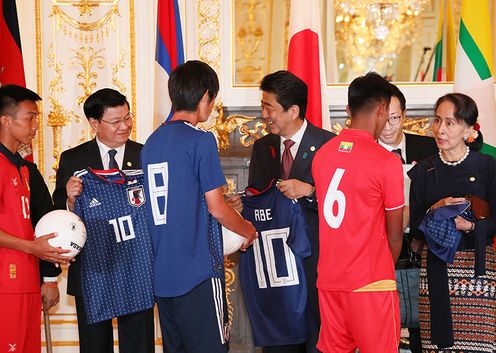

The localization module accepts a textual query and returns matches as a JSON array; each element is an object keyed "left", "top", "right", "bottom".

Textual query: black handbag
[{"left": 395, "top": 234, "right": 421, "bottom": 328}]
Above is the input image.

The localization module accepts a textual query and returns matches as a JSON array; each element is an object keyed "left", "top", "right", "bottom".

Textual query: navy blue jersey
[
  {"left": 74, "top": 169, "right": 154, "bottom": 324},
  {"left": 240, "top": 185, "right": 311, "bottom": 346},
  {"left": 141, "top": 120, "right": 226, "bottom": 297}
]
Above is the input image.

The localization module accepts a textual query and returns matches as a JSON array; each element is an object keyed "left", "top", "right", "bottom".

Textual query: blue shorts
[{"left": 156, "top": 278, "right": 229, "bottom": 353}]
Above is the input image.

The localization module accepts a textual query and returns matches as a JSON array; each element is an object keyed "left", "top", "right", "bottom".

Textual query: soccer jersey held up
[
  {"left": 74, "top": 168, "right": 154, "bottom": 324},
  {"left": 240, "top": 184, "right": 311, "bottom": 346}
]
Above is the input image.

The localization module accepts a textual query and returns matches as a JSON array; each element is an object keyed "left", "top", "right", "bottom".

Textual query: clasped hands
[{"left": 431, "top": 196, "right": 474, "bottom": 233}]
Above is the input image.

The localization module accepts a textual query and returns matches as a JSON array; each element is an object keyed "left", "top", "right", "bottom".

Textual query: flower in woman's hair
[
  {"left": 474, "top": 122, "right": 480, "bottom": 131},
  {"left": 466, "top": 128, "right": 479, "bottom": 143}
]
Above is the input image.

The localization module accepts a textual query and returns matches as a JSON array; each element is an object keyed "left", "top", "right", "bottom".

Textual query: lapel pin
[
  {"left": 302, "top": 152, "right": 308, "bottom": 159},
  {"left": 310, "top": 146, "right": 316, "bottom": 152},
  {"left": 469, "top": 176, "right": 475, "bottom": 182},
  {"left": 127, "top": 161, "right": 132, "bottom": 167}
]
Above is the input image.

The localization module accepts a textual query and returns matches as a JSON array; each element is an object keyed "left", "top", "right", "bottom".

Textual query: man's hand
[
  {"left": 226, "top": 194, "right": 243, "bottom": 213},
  {"left": 29, "top": 233, "right": 71, "bottom": 264},
  {"left": 240, "top": 220, "right": 258, "bottom": 252},
  {"left": 277, "top": 179, "right": 314, "bottom": 199},
  {"left": 66, "top": 176, "right": 83, "bottom": 211},
  {"left": 41, "top": 283, "right": 60, "bottom": 311}
]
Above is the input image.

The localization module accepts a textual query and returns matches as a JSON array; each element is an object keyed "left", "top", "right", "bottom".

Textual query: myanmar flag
[
  {"left": 432, "top": 0, "right": 455, "bottom": 81},
  {"left": 0, "top": 0, "right": 26, "bottom": 86},
  {"left": 454, "top": 0, "right": 496, "bottom": 158}
]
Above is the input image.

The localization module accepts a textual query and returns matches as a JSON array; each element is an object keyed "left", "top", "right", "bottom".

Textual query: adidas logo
[{"left": 89, "top": 198, "right": 102, "bottom": 208}]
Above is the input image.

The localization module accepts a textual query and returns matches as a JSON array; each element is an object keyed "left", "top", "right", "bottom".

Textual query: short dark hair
[
  {"left": 260, "top": 70, "right": 307, "bottom": 119},
  {"left": 0, "top": 84, "right": 41, "bottom": 117},
  {"left": 83, "top": 88, "right": 129, "bottom": 120},
  {"left": 434, "top": 93, "right": 483, "bottom": 151},
  {"left": 168, "top": 60, "right": 219, "bottom": 112},
  {"left": 348, "top": 72, "right": 394, "bottom": 116},
  {"left": 391, "top": 84, "right": 406, "bottom": 111}
]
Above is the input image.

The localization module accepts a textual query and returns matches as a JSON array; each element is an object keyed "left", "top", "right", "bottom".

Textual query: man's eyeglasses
[
  {"left": 100, "top": 112, "right": 133, "bottom": 127},
  {"left": 387, "top": 115, "right": 402, "bottom": 126}
]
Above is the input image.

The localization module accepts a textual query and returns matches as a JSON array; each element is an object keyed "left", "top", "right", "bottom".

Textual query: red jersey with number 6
[
  {"left": 312, "top": 129, "right": 404, "bottom": 292},
  {"left": 0, "top": 150, "right": 40, "bottom": 293}
]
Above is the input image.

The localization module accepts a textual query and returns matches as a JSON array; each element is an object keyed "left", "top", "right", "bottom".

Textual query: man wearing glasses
[
  {"left": 378, "top": 84, "right": 437, "bottom": 353},
  {"left": 53, "top": 88, "right": 154, "bottom": 353},
  {"left": 378, "top": 85, "right": 437, "bottom": 166}
]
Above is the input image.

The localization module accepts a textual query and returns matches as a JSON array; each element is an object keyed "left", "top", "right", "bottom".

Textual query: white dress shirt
[
  {"left": 96, "top": 137, "right": 126, "bottom": 169},
  {"left": 378, "top": 133, "right": 406, "bottom": 162},
  {"left": 280, "top": 119, "right": 307, "bottom": 162}
]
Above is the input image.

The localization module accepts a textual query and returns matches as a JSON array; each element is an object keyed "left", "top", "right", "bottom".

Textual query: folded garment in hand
[{"left": 419, "top": 201, "right": 471, "bottom": 263}]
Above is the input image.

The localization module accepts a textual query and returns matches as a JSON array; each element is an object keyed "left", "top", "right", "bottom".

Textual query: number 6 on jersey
[{"left": 323, "top": 168, "right": 346, "bottom": 229}]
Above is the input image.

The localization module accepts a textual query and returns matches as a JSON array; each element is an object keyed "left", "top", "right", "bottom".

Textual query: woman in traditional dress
[{"left": 408, "top": 93, "right": 496, "bottom": 352}]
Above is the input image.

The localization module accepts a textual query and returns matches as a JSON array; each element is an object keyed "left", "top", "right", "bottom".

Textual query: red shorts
[
  {"left": 0, "top": 293, "right": 41, "bottom": 353},
  {"left": 317, "top": 290, "right": 400, "bottom": 353}
]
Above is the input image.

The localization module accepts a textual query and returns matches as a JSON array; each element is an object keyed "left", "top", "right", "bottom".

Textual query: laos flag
[{"left": 154, "top": 0, "right": 184, "bottom": 127}]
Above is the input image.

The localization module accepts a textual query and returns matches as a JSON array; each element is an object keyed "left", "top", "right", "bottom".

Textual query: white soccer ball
[
  {"left": 222, "top": 226, "right": 245, "bottom": 256},
  {"left": 34, "top": 210, "right": 87, "bottom": 257}
]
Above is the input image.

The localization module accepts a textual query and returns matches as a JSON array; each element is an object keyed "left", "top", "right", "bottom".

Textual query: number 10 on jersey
[{"left": 109, "top": 215, "right": 136, "bottom": 243}]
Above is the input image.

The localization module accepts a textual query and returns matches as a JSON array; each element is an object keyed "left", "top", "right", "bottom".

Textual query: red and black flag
[{"left": 0, "top": 0, "right": 26, "bottom": 86}]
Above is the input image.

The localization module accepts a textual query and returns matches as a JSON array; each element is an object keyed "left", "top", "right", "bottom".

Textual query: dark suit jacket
[
  {"left": 405, "top": 132, "right": 438, "bottom": 164},
  {"left": 26, "top": 161, "right": 62, "bottom": 279},
  {"left": 52, "top": 138, "right": 143, "bottom": 295},
  {"left": 248, "top": 121, "right": 335, "bottom": 331}
]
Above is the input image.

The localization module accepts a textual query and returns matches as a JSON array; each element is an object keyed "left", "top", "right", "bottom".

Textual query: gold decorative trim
[
  {"left": 203, "top": 106, "right": 256, "bottom": 151},
  {"left": 404, "top": 117, "right": 432, "bottom": 136},
  {"left": 69, "top": 46, "right": 106, "bottom": 106},
  {"left": 35, "top": 0, "right": 45, "bottom": 175},
  {"left": 51, "top": 2, "right": 119, "bottom": 33},
  {"left": 197, "top": 0, "right": 221, "bottom": 74},
  {"left": 330, "top": 117, "right": 432, "bottom": 136},
  {"left": 111, "top": 47, "right": 127, "bottom": 95},
  {"left": 239, "top": 119, "right": 267, "bottom": 147},
  {"left": 224, "top": 257, "right": 236, "bottom": 327},
  {"left": 129, "top": 0, "right": 137, "bottom": 140}
]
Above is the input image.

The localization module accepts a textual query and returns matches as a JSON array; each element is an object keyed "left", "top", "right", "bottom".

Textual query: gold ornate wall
[{"left": 35, "top": 0, "right": 136, "bottom": 180}]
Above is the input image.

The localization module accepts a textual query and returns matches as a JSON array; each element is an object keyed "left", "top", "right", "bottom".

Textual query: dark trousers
[
  {"left": 156, "top": 278, "right": 229, "bottom": 353},
  {"left": 75, "top": 295, "right": 155, "bottom": 353},
  {"left": 303, "top": 236, "right": 322, "bottom": 353}
]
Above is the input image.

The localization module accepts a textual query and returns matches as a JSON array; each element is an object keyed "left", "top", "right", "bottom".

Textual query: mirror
[{"left": 233, "top": 0, "right": 496, "bottom": 85}]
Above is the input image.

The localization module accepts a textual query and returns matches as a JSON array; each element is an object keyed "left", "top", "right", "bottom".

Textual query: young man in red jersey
[
  {"left": 0, "top": 85, "right": 70, "bottom": 353},
  {"left": 312, "top": 72, "right": 404, "bottom": 353}
]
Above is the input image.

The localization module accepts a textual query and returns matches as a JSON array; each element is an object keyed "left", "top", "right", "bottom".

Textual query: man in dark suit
[
  {"left": 247, "top": 70, "right": 335, "bottom": 353},
  {"left": 378, "top": 84, "right": 437, "bottom": 353},
  {"left": 27, "top": 161, "right": 63, "bottom": 310},
  {"left": 53, "top": 89, "right": 154, "bottom": 353}
]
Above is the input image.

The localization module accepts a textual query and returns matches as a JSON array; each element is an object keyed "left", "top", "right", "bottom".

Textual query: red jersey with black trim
[
  {"left": 0, "top": 150, "right": 40, "bottom": 293},
  {"left": 312, "top": 129, "right": 404, "bottom": 292}
]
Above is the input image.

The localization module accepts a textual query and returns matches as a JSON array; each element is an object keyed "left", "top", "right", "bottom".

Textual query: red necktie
[{"left": 281, "top": 139, "right": 295, "bottom": 179}]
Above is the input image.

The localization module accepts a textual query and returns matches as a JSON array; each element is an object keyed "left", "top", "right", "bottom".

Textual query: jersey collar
[
  {"left": 0, "top": 143, "right": 26, "bottom": 169},
  {"left": 340, "top": 128, "right": 375, "bottom": 141}
]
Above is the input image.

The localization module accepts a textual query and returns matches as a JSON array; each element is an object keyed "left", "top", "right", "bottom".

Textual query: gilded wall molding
[
  {"left": 35, "top": 0, "right": 137, "bottom": 178},
  {"left": 197, "top": 0, "right": 221, "bottom": 74}
]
